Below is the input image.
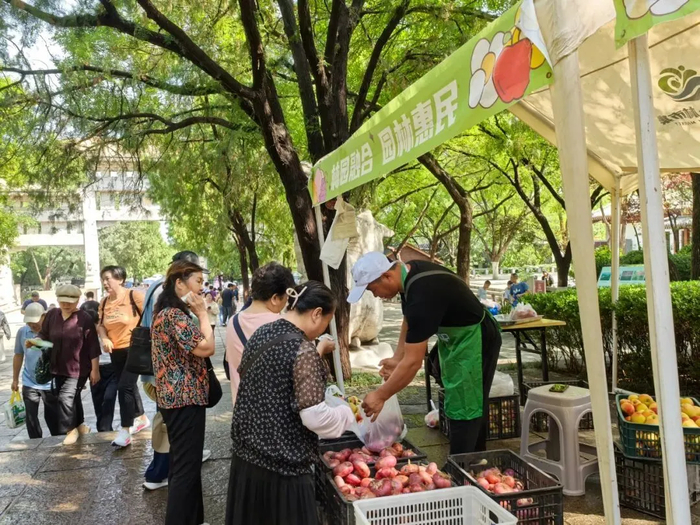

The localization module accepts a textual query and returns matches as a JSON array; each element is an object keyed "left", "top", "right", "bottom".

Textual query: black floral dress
[{"left": 226, "top": 318, "right": 327, "bottom": 525}]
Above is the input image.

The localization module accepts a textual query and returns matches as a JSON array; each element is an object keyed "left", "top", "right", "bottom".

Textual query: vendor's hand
[
  {"left": 102, "top": 338, "right": 115, "bottom": 353},
  {"left": 25, "top": 339, "right": 37, "bottom": 348},
  {"left": 378, "top": 358, "right": 399, "bottom": 381},
  {"left": 362, "top": 390, "right": 387, "bottom": 422},
  {"left": 317, "top": 338, "right": 335, "bottom": 356},
  {"left": 11, "top": 380, "right": 18, "bottom": 392},
  {"left": 90, "top": 368, "right": 101, "bottom": 386},
  {"left": 189, "top": 293, "right": 207, "bottom": 317}
]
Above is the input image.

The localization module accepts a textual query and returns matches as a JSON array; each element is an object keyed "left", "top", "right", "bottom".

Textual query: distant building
[{"left": 1, "top": 155, "right": 164, "bottom": 306}]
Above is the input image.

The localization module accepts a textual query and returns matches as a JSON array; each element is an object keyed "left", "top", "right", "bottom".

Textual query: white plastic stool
[{"left": 520, "top": 385, "right": 598, "bottom": 496}]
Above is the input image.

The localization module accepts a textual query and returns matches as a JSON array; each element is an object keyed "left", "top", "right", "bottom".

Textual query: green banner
[
  {"left": 309, "top": 2, "right": 552, "bottom": 206},
  {"left": 615, "top": 0, "right": 700, "bottom": 47}
]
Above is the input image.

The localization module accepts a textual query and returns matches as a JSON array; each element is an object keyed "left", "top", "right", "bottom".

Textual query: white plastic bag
[
  {"left": 5, "top": 391, "right": 26, "bottom": 429},
  {"left": 324, "top": 386, "right": 361, "bottom": 437},
  {"left": 510, "top": 302, "right": 538, "bottom": 321},
  {"left": 489, "top": 371, "right": 515, "bottom": 398},
  {"left": 359, "top": 392, "right": 405, "bottom": 452},
  {"left": 425, "top": 400, "right": 439, "bottom": 429}
]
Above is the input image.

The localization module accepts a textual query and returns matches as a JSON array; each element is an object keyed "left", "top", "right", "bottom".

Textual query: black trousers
[
  {"left": 53, "top": 375, "right": 88, "bottom": 435},
  {"left": 110, "top": 349, "right": 144, "bottom": 428},
  {"left": 22, "top": 386, "right": 58, "bottom": 438},
  {"left": 90, "top": 363, "right": 118, "bottom": 432},
  {"left": 448, "top": 316, "right": 502, "bottom": 455},
  {"left": 161, "top": 405, "right": 206, "bottom": 525}
]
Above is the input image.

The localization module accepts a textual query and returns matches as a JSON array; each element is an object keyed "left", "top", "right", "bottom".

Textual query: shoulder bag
[
  {"left": 125, "top": 291, "right": 154, "bottom": 375},
  {"left": 206, "top": 357, "right": 223, "bottom": 408},
  {"left": 224, "top": 313, "right": 248, "bottom": 380},
  {"left": 239, "top": 332, "right": 304, "bottom": 379}
]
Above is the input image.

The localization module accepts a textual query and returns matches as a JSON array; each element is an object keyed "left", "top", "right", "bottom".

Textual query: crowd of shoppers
[{"left": 8, "top": 254, "right": 362, "bottom": 525}]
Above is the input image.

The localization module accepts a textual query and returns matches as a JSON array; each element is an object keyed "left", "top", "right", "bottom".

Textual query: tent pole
[
  {"left": 549, "top": 51, "right": 620, "bottom": 525},
  {"left": 628, "top": 34, "right": 690, "bottom": 524},
  {"left": 611, "top": 182, "right": 621, "bottom": 393},
  {"left": 314, "top": 204, "right": 346, "bottom": 395}
]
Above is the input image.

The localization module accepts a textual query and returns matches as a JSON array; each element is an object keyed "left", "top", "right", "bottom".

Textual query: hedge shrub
[{"left": 524, "top": 282, "right": 700, "bottom": 394}]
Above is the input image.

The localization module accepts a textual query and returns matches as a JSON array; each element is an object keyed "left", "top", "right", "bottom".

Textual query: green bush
[
  {"left": 595, "top": 246, "right": 611, "bottom": 277},
  {"left": 524, "top": 282, "right": 700, "bottom": 394},
  {"left": 620, "top": 250, "right": 644, "bottom": 265}
]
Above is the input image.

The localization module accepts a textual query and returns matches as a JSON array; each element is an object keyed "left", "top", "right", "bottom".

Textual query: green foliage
[
  {"left": 98, "top": 222, "right": 175, "bottom": 281},
  {"left": 10, "top": 247, "right": 85, "bottom": 290},
  {"left": 525, "top": 283, "right": 700, "bottom": 393},
  {"left": 621, "top": 250, "right": 644, "bottom": 265},
  {"left": 595, "top": 246, "right": 611, "bottom": 277}
]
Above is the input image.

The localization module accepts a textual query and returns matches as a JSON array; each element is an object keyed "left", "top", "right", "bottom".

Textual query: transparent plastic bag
[
  {"left": 359, "top": 391, "right": 405, "bottom": 452},
  {"left": 5, "top": 391, "right": 26, "bottom": 429},
  {"left": 424, "top": 400, "right": 439, "bottom": 429},
  {"left": 510, "top": 302, "right": 538, "bottom": 321}
]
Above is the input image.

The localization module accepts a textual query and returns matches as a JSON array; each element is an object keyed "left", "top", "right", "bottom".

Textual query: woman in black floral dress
[{"left": 226, "top": 281, "right": 355, "bottom": 525}]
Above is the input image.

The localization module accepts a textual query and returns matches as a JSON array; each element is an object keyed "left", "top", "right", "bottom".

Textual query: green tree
[
  {"left": 1, "top": 0, "right": 509, "bottom": 378},
  {"left": 10, "top": 247, "right": 85, "bottom": 290},
  {"left": 98, "top": 222, "right": 175, "bottom": 282}
]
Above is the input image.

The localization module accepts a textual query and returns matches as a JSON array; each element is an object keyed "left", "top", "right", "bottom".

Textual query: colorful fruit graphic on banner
[{"left": 468, "top": 14, "right": 546, "bottom": 109}]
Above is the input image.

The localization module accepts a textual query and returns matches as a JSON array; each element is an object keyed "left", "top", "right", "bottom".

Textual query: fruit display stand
[
  {"left": 352, "top": 486, "right": 517, "bottom": 525},
  {"left": 614, "top": 443, "right": 700, "bottom": 519},
  {"left": 445, "top": 449, "right": 564, "bottom": 525},
  {"left": 438, "top": 389, "right": 521, "bottom": 441},
  {"left": 521, "top": 380, "right": 593, "bottom": 432},
  {"left": 315, "top": 437, "right": 427, "bottom": 507},
  {"left": 616, "top": 394, "right": 700, "bottom": 463},
  {"left": 320, "top": 463, "right": 455, "bottom": 525}
]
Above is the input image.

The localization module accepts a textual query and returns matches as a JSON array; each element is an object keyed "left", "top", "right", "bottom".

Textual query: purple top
[{"left": 39, "top": 308, "right": 101, "bottom": 378}]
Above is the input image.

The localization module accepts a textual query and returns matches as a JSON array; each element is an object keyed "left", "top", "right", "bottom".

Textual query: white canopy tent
[{"left": 311, "top": 1, "right": 700, "bottom": 522}]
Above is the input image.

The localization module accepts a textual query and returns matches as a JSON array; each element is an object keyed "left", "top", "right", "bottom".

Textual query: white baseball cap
[
  {"left": 347, "top": 252, "right": 398, "bottom": 304},
  {"left": 23, "top": 302, "right": 46, "bottom": 323}
]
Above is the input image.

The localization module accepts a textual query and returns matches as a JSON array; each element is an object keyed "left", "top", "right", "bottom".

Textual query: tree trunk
[
  {"left": 229, "top": 208, "right": 260, "bottom": 272},
  {"left": 491, "top": 261, "right": 500, "bottom": 279},
  {"left": 329, "top": 258, "right": 352, "bottom": 380},
  {"left": 555, "top": 243, "right": 572, "bottom": 287},
  {"left": 693, "top": 173, "right": 700, "bottom": 279},
  {"left": 418, "top": 153, "right": 473, "bottom": 283},
  {"left": 456, "top": 205, "right": 472, "bottom": 284},
  {"left": 234, "top": 234, "right": 250, "bottom": 297}
]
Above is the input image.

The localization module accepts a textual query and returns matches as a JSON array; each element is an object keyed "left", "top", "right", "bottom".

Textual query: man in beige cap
[{"left": 27, "top": 284, "right": 101, "bottom": 445}]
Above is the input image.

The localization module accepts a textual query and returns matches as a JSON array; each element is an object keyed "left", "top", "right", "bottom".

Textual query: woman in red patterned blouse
[{"left": 151, "top": 260, "right": 215, "bottom": 525}]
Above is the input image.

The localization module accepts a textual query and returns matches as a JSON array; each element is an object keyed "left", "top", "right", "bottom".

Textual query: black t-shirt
[
  {"left": 401, "top": 260, "right": 485, "bottom": 344},
  {"left": 221, "top": 288, "right": 234, "bottom": 307}
]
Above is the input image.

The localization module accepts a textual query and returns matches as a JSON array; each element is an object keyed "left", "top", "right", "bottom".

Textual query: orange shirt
[{"left": 99, "top": 290, "right": 145, "bottom": 349}]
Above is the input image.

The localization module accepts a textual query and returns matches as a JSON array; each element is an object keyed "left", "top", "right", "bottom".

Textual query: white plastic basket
[{"left": 352, "top": 486, "right": 517, "bottom": 525}]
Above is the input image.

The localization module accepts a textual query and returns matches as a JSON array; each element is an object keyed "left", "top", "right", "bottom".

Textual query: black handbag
[
  {"left": 206, "top": 357, "right": 222, "bottom": 408},
  {"left": 123, "top": 292, "right": 154, "bottom": 375},
  {"left": 34, "top": 345, "right": 53, "bottom": 385}
]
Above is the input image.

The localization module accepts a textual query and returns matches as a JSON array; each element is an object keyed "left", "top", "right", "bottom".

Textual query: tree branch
[{"left": 349, "top": 0, "right": 409, "bottom": 133}]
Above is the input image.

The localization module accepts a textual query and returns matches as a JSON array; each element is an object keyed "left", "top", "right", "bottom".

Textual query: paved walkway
[{"left": 0, "top": 308, "right": 694, "bottom": 524}]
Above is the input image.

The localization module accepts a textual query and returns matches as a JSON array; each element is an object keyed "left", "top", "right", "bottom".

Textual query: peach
[
  {"left": 635, "top": 403, "right": 649, "bottom": 413},
  {"left": 639, "top": 394, "right": 654, "bottom": 406},
  {"left": 630, "top": 414, "right": 647, "bottom": 424},
  {"left": 621, "top": 403, "right": 635, "bottom": 416}
]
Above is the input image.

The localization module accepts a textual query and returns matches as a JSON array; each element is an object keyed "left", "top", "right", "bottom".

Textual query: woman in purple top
[{"left": 27, "top": 284, "right": 101, "bottom": 445}]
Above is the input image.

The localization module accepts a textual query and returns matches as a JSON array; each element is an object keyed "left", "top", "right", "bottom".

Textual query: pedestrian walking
[
  {"left": 11, "top": 302, "right": 57, "bottom": 438},
  {"left": 221, "top": 283, "right": 235, "bottom": 324},
  {"left": 27, "top": 284, "right": 101, "bottom": 445},
  {"left": 205, "top": 292, "right": 219, "bottom": 331},
  {"left": 21, "top": 291, "right": 48, "bottom": 313},
  {"left": 0, "top": 308, "right": 10, "bottom": 362},
  {"left": 97, "top": 266, "right": 149, "bottom": 447}
]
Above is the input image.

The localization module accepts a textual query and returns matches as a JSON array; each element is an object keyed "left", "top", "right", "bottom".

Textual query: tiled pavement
[{"left": 0, "top": 310, "right": 694, "bottom": 524}]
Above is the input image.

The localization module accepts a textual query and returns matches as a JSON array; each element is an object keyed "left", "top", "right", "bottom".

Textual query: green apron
[{"left": 404, "top": 267, "right": 498, "bottom": 421}]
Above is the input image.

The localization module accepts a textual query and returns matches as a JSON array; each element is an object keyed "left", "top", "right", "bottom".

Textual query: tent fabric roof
[{"left": 516, "top": 3, "right": 700, "bottom": 195}]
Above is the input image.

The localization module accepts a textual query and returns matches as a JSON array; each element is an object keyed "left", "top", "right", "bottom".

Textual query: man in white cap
[
  {"left": 11, "top": 302, "right": 57, "bottom": 438},
  {"left": 349, "top": 252, "right": 501, "bottom": 454}
]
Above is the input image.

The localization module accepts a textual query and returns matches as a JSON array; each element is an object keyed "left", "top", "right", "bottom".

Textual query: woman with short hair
[
  {"left": 97, "top": 265, "right": 149, "bottom": 447},
  {"left": 225, "top": 281, "right": 355, "bottom": 525},
  {"left": 225, "top": 261, "right": 295, "bottom": 403}
]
